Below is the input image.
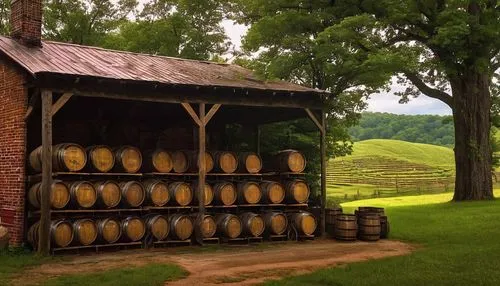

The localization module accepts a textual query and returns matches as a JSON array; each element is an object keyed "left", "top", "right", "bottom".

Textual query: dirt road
[{"left": 10, "top": 239, "right": 413, "bottom": 286}]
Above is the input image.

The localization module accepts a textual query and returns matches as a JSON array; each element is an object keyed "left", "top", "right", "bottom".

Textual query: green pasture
[{"left": 265, "top": 188, "right": 500, "bottom": 286}]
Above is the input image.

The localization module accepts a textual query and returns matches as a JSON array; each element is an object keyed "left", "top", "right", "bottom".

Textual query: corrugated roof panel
[{"left": 0, "top": 36, "right": 320, "bottom": 93}]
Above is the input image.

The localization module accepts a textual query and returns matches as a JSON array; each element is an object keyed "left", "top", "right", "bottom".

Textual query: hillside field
[{"left": 327, "top": 139, "right": 457, "bottom": 203}]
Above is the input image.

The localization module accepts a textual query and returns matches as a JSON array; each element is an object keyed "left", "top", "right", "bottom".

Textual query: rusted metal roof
[{"left": 0, "top": 36, "right": 320, "bottom": 94}]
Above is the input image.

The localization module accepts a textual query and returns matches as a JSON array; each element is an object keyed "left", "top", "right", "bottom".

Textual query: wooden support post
[
  {"left": 197, "top": 103, "right": 206, "bottom": 245},
  {"left": 320, "top": 110, "right": 327, "bottom": 236},
  {"left": 39, "top": 90, "right": 53, "bottom": 255}
]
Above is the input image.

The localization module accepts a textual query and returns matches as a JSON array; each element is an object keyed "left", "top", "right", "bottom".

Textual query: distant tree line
[{"left": 349, "top": 112, "right": 455, "bottom": 147}]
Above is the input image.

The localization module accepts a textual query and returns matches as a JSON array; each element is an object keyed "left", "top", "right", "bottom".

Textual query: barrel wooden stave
[
  {"left": 191, "top": 214, "right": 217, "bottom": 239},
  {"left": 87, "top": 145, "right": 115, "bottom": 173},
  {"left": 143, "top": 179, "right": 170, "bottom": 207},
  {"left": 357, "top": 215, "right": 381, "bottom": 241},
  {"left": 274, "top": 150, "right": 306, "bottom": 173},
  {"left": 28, "top": 180, "right": 70, "bottom": 209},
  {"left": 169, "top": 214, "right": 194, "bottom": 240},
  {"left": 69, "top": 181, "right": 97, "bottom": 209},
  {"left": 120, "top": 181, "right": 145, "bottom": 208},
  {"left": 264, "top": 212, "right": 288, "bottom": 235},
  {"left": 94, "top": 181, "right": 121, "bottom": 208},
  {"left": 114, "top": 146, "right": 142, "bottom": 173},
  {"left": 29, "top": 143, "right": 87, "bottom": 172},
  {"left": 192, "top": 181, "right": 214, "bottom": 206},
  {"left": 216, "top": 214, "right": 242, "bottom": 239},
  {"left": 213, "top": 182, "right": 237, "bottom": 206},
  {"left": 240, "top": 212, "right": 265, "bottom": 237},
  {"left": 171, "top": 150, "right": 190, "bottom": 173},
  {"left": 146, "top": 149, "right": 173, "bottom": 173},
  {"left": 214, "top": 151, "right": 238, "bottom": 174},
  {"left": 238, "top": 152, "right": 262, "bottom": 174},
  {"left": 237, "top": 181, "right": 262, "bottom": 204},
  {"left": 284, "top": 180, "right": 310, "bottom": 204},
  {"left": 98, "top": 218, "right": 122, "bottom": 244},
  {"left": 334, "top": 214, "right": 357, "bottom": 241},
  {"left": 146, "top": 214, "right": 169, "bottom": 241},
  {"left": 168, "top": 182, "right": 193, "bottom": 206},
  {"left": 189, "top": 151, "right": 214, "bottom": 173},
  {"left": 121, "top": 216, "right": 146, "bottom": 242},
  {"left": 28, "top": 220, "right": 74, "bottom": 248},
  {"left": 260, "top": 181, "right": 285, "bottom": 204}
]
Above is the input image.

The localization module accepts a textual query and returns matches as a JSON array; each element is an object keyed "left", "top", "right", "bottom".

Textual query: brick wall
[
  {"left": 10, "top": 0, "right": 43, "bottom": 46},
  {"left": 0, "top": 57, "right": 28, "bottom": 246}
]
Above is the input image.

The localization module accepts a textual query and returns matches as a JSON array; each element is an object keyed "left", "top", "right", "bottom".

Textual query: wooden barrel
[
  {"left": 237, "top": 181, "right": 262, "bottom": 204},
  {"left": 171, "top": 150, "right": 190, "bottom": 173},
  {"left": 145, "top": 149, "right": 173, "bottom": 173},
  {"left": 284, "top": 180, "right": 310, "bottom": 203},
  {"left": 380, "top": 216, "right": 390, "bottom": 239},
  {"left": 274, "top": 150, "right": 306, "bottom": 173},
  {"left": 358, "top": 215, "right": 381, "bottom": 241},
  {"left": 29, "top": 144, "right": 87, "bottom": 172},
  {"left": 334, "top": 214, "right": 357, "bottom": 241},
  {"left": 189, "top": 151, "right": 214, "bottom": 173},
  {"left": 168, "top": 182, "right": 193, "bottom": 206},
  {"left": 289, "top": 212, "right": 317, "bottom": 236},
  {"left": 216, "top": 214, "right": 242, "bottom": 239},
  {"left": 73, "top": 219, "right": 98, "bottom": 246},
  {"left": 169, "top": 214, "right": 194, "bottom": 240},
  {"left": 69, "top": 181, "right": 97, "bottom": 209},
  {"left": 27, "top": 220, "right": 74, "bottom": 248},
  {"left": 192, "top": 181, "right": 214, "bottom": 206},
  {"left": 214, "top": 151, "right": 238, "bottom": 173},
  {"left": 260, "top": 181, "right": 285, "bottom": 204},
  {"left": 94, "top": 181, "right": 121, "bottom": 208},
  {"left": 146, "top": 214, "right": 169, "bottom": 241},
  {"left": 114, "top": 146, "right": 142, "bottom": 173},
  {"left": 264, "top": 212, "right": 288, "bottom": 235},
  {"left": 356, "top": 207, "right": 385, "bottom": 216},
  {"left": 28, "top": 180, "right": 70, "bottom": 209},
  {"left": 121, "top": 216, "right": 146, "bottom": 242},
  {"left": 97, "top": 218, "right": 122, "bottom": 244},
  {"left": 238, "top": 152, "right": 262, "bottom": 174},
  {"left": 143, "top": 179, "right": 170, "bottom": 207},
  {"left": 86, "top": 145, "right": 115, "bottom": 172},
  {"left": 192, "top": 214, "right": 217, "bottom": 238},
  {"left": 213, "top": 182, "right": 237, "bottom": 206},
  {"left": 120, "top": 181, "right": 145, "bottom": 208},
  {"left": 325, "top": 207, "right": 343, "bottom": 226},
  {"left": 240, "top": 212, "right": 265, "bottom": 237}
]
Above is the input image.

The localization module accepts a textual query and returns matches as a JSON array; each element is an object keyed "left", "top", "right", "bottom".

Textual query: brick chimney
[{"left": 10, "top": 0, "right": 43, "bottom": 46}]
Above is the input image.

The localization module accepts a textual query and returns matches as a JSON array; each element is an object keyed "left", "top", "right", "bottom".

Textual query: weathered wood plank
[
  {"left": 204, "top": 104, "right": 221, "bottom": 125},
  {"left": 51, "top": 93, "right": 73, "bottom": 116},
  {"left": 305, "top": 108, "right": 325, "bottom": 134},
  {"left": 196, "top": 103, "right": 206, "bottom": 245},
  {"left": 181, "top": 103, "right": 202, "bottom": 127},
  {"left": 39, "top": 90, "right": 53, "bottom": 255}
]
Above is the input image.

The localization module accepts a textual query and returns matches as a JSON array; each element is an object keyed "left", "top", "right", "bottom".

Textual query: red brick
[{"left": 10, "top": 0, "right": 42, "bottom": 46}]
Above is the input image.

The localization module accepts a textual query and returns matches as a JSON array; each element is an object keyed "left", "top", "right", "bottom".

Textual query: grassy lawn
[
  {"left": 0, "top": 250, "right": 52, "bottom": 285},
  {"left": 265, "top": 188, "right": 500, "bottom": 286},
  {"left": 42, "top": 263, "right": 187, "bottom": 286}
]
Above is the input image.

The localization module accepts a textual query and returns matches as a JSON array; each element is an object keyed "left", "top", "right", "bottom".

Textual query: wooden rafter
[
  {"left": 181, "top": 103, "right": 202, "bottom": 126},
  {"left": 305, "top": 108, "right": 325, "bottom": 134},
  {"left": 24, "top": 90, "right": 40, "bottom": 121},
  {"left": 51, "top": 93, "right": 73, "bottom": 116},
  {"left": 204, "top": 104, "right": 221, "bottom": 125}
]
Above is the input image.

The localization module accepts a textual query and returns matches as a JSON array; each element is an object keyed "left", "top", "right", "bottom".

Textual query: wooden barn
[{"left": 0, "top": 0, "right": 328, "bottom": 254}]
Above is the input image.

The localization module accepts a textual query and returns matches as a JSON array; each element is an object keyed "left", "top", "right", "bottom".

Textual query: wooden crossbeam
[
  {"left": 51, "top": 93, "right": 73, "bottom": 116},
  {"left": 24, "top": 91, "right": 40, "bottom": 121},
  {"left": 204, "top": 104, "right": 221, "bottom": 125},
  {"left": 181, "top": 103, "right": 202, "bottom": 126},
  {"left": 305, "top": 108, "right": 325, "bottom": 134}
]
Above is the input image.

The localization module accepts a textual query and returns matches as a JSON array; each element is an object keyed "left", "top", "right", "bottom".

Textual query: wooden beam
[
  {"left": 204, "top": 104, "right": 221, "bottom": 125},
  {"left": 196, "top": 103, "right": 206, "bottom": 245},
  {"left": 181, "top": 103, "right": 202, "bottom": 127},
  {"left": 39, "top": 90, "right": 53, "bottom": 255},
  {"left": 320, "top": 110, "right": 327, "bottom": 237},
  {"left": 305, "top": 108, "right": 325, "bottom": 134},
  {"left": 24, "top": 91, "right": 40, "bottom": 121},
  {"left": 51, "top": 93, "right": 73, "bottom": 116}
]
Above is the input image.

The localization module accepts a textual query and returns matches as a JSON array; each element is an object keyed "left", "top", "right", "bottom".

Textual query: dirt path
[{"left": 10, "top": 239, "right": 413, "bottom": 286}]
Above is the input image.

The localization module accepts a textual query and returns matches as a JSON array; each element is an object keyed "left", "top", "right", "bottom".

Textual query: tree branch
[{"left": 404, "top": 72, "right": 454, "bottom": 108}]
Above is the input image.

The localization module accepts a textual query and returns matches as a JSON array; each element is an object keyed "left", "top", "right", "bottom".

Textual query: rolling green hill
[{"left": 327, "top": 139, "right": 456, "bottom": 203}]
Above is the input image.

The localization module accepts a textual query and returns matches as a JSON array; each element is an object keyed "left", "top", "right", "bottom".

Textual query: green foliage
[
  {"left": 266, "top": 189, "right": 500, "bottom": 286},
  {"left": 42, "top": 263, "right": 187, "bottom": 286},
  {"left": 0, "top": 0, "right": 9, "bottom": 35},
  {"left": 350, "top": 112, "right": 455, "bottom": 146}
]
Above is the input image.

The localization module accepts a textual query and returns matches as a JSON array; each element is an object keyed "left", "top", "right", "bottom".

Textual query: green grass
[
  {"left": 42, "top": 263, "right": 187, "bottom": 286},
  {"left": 0, "top": 249, "right": 53, "bottom": 285},
  {"left": 264, "top": 188, "right": 500, "bottom": 286}
]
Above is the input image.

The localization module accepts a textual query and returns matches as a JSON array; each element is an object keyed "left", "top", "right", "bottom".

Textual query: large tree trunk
[{"left": 451, "top": 71, "right": 493, "bottom": 201}]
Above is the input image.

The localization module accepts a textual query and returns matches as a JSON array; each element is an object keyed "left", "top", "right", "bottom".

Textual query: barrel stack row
[
  {"left": 28, "top": 211, "right": 317, "bottom": 248},
  {"left": 326, "top": 207, "right": 390, "bottom": 242},
  {"left": 29, "top": 144, "right": 307, "bottom": 174},
  {"left": 27, "top": 179, "right": 310, "bottom": 210}
]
